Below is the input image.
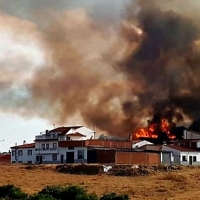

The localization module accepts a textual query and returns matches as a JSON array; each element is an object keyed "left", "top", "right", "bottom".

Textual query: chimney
[{"left": 23, "top": 140, "right": 26, "bottom": 145}]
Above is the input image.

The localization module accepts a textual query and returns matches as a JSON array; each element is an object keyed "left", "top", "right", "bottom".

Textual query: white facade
[
  {"left": 183, "top": 130, "right": 200, "bottom": 139},
  {"left": 162, "top": 145, "right": 200, "bottom": 165},
  {"left": 11, "top": 147, "right": 35, "bottom": 163}
]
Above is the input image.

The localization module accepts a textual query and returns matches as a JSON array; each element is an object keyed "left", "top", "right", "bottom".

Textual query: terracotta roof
[
  {"left": 0, "top": 154, "right": 11, "bottom": 162},
  {"left": 49, "top": 126, "right": 83, "bottom": 136},
  {"left": 67, "top": 132, "right": 85, "bottom": 137},
  {"left": 10, "top": 143, "right": 35, "bottom": 149},
  {"left": 164, "top": 144, "right": 200, "bottom": 152}
]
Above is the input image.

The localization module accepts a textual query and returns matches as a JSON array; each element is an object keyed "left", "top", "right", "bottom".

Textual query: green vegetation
[{"left": 0, "top": 184, "right": 129, "bottom": 200}]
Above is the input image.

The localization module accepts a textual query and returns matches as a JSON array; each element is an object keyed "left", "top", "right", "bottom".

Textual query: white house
[
  {"left": 10, "top": 125, "right": 96, "bottom": 164},
  {"left": 162, "top": 144, "right": 200, "bottom": 165},
  {"left": 10, "top": 143, "right": 35, "bottom": 163}
]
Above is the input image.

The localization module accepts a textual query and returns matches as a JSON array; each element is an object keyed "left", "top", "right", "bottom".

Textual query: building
[
  {"left": 162, "top": 144, "right": 200, "bottom": 165},
  {"left": 10, "top": 125, "right": 133, "bottom": 164},
  {"left": 183, "top": 130, "right": 200, "bottom": 139},
  {"left": 11, "top": 143, "right": 35, "bottom": 163}
]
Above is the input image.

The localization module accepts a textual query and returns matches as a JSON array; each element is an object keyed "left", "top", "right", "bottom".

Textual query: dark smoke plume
[{"left": 1, "top": 0, "right": 200, "bottom": 137}]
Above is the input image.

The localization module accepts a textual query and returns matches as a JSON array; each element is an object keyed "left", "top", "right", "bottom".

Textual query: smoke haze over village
[{"left": 1, "top": 0, "right": 200, "bottom": 149}]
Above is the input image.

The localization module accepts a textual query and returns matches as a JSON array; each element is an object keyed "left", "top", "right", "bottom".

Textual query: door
[
  {"left": 87, "top": 150, "right": 97, "bottom": 163},
  {"left": 36, "top": 155, "right": 43, "bottom": 164},
  {"left": 189, "top": 156, "right": 193, "bottom": 165},
  {"left": 66, "top": 152, "right": 74, "bottom": 163},
  {"left": 60, "top": 155, "right": 64, "bottom": 164}
]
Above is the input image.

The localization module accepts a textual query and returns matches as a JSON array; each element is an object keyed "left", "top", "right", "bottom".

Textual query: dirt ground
[{"left": 0, "top": 164, "right": 200, "bottom": 200}]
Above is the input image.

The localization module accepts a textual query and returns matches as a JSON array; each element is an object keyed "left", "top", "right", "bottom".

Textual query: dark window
[
  {"left": 12, "top": 150, "right": 15, "bottom": 156},
  {"left": 52, "top": 154, "right": 57, "bottom": 161},
  {"left": 27, "top": 161, "right": 32, "bottom": 164},
  {"left": 67, "top": 136, "right": 71, "bottom": 141},
  {"left": 42, "top": 144, "right": 45, "bottom": 150},
  {"left": 53, "top": 143, "right": 57, "bottom": 149},
  {"left": 27, "top": 150, "right": 32, "bottom": 156},
  {"left": 182, "top": 155, "right": 187, "bottom": 161},
  {"left": 18, "top": 150, "right": 23, "bottom": 156},
  {"left": 36, "top": 156, "right": 39, "bottom": 162},
  {"left": 78, "top": 150, "right": 84, "bottom": 159},
  {"left": 46, "top": 143, "right": 49, "bottom": 149},
  {"left": 68, "top": 147, "right": 74, "bottom": 150},
  {"left": 193, "top": 156, "right": 197, "bottom": 162},
  {"left": 18, "top": 161, "right": 22, "bottom": 163}
]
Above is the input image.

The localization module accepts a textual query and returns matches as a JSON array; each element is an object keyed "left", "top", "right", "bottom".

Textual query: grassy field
[{"left": 0, "top": 164, "right": 200, "bottom": 200}]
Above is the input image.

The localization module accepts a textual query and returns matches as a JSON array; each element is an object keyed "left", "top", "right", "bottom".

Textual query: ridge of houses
[{"left": 9, "top": 126, "right": 200, "bottom": 166}]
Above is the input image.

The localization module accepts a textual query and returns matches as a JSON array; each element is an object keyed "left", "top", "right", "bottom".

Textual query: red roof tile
[
  {"left": 165, "top": 144, "right": 200, "bottom": 152},
  {"left": 67, "top": 132, "right": 85, "bottom": 137},
  {"left": 49, "top": 126, "right": 83, "bottom": 136},
  {"left": 10, "top": 143, "right": 35, "bottom": 149}
]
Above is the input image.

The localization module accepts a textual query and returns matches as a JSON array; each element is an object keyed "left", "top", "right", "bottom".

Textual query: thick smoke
[{"left": 1, "top": 0, "right": 200, "bottom": 137}]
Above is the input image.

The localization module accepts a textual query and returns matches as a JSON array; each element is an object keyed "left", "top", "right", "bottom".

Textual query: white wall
[
  {"left": 11, "top": 148, "right": 35, "bottom": 163},
  {"left": 68, "top": 127, "right": 95, "bottom": 140},
  {"left": 184, "top": 130, "right": 200, "bottom": 139},
  {"left": 132, "top": 140, "right": 153, "bottom": 149}
]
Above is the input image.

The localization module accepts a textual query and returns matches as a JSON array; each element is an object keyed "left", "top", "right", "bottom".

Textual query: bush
[
  {"left": 39, "top": 185, "right": 87, "bottom": 200},
  {"left": 100, "top": 193, "right": 129, "bottom": 200},
  {"left": 28, "top": 193, "right": 56, "bottom": 200},
  {"left": 38, "top": 185, "right": 64, "bottom": 199},
  {"left": 0, "top": 184, "right": 27, "bottom": 199}
]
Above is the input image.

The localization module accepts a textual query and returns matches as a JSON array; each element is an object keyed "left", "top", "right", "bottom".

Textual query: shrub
[
  {"left": 0, "top": 184, "right": 27, "bottom": 199},
  {"left": 39, "top": 185, "right": 87, "bottom": 200},
  {"left": 100, "top": 192, "right": 129, "bottom": 200},
  {"left": 28, "top": 193, "right": 56, "bottom": 200},
  {"left": 38, "top": 185, "right": 64, "bottom": 199},
  {"left": 76, "top": 193, "right": 98, "bottom": 200},
  {"left": 61, "top": 185, "right": 87, "bottom": 200}
]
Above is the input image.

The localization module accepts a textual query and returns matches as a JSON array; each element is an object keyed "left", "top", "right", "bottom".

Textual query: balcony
[
  {"left": 35, "top": 148, "right": 59, "bottom": 154},
  {"left": 35, "top": 134, "right": 58, "bottom": 140}
]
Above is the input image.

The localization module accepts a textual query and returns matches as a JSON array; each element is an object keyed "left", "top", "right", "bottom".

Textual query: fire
[{"left": 134, "top": 118, "right": 176, "bottom": 140}]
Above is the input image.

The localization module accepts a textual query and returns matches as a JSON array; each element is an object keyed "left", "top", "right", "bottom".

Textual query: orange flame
[{"left": 134, "top": 118, "right": 176, "bottom": 139}]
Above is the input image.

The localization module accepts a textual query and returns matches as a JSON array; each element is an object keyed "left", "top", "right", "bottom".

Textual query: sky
[
  {"left": 0, "top": 0, "right": 131, "bottom": 152},
  {"left": 1, "top": 0, "right": 200, "bottom": 151}
]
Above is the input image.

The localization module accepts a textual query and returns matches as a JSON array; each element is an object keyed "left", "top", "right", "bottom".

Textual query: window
[
  {"left": 67, "top": 136, "right": 71, "bottom": 141},
  {"left": 193, "top": 156, "right": 197, "bottom": 162},
  {"left": 46, "top": 143, "right": 49, "bottom": 149},
  {"left": 53, "top": 143, "right": 57, "bottom": 149},
  {"left": 182, "top": 155, "right": 187, "bottom": 161},
  {"left": 27, "top": 161, "right": 32, "bottom": 164},
  {"left": 12, "top": 150, "right": 15, "bottom": 156},
  {"left": 78, "top": 150, "right": 84, "bottom": 159},
  {"left": 52, "top": 154, "right": 57, "bottom": 161},
  {"left": 42, "top": 144, "right": 45, "bottom": 150},
  {"left": 18, "top": 150, "right": 23, "bottom": 156},
  {"left": 68, "top": 147, "right": 74, "bottom": 150},
  {"left": 27, "top": 150, "right": 32, "bottom": 156}
]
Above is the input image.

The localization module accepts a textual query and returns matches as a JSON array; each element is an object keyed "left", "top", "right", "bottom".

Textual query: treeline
[{"left": 0, "top": 184, "right": 129, "bottom": 200}]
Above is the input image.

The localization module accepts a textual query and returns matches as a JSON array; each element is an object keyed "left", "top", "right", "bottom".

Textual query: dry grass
[{"left": 0, "top": 164, "right": 200, "bottom": 200}]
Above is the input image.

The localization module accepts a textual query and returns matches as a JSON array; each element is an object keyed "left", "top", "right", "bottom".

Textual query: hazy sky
[
  {"left": 0, "top": 0, "right": 131, "bottom": 152},
  {"left": 2, "top": 0, "right": 200, "bottom": 151}
]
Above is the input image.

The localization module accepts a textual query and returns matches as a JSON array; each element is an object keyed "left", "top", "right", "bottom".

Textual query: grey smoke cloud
[{"left": 0, "top": 0, "right": 200, "bottom": 137}]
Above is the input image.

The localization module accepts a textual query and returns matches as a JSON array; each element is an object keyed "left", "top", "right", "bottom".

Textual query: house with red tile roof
[
  {"left": 162, "top": 144, "right": 200, "bottom": 165},
  {"left": 10, "top": 142, "right": 35, "bottom": 163}
]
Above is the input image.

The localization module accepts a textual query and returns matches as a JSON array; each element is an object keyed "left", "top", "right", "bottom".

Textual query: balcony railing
[
  {"left": 35, "top": 148, "right": 59, "bottom": 154},
  {"left": 35, "top": 134, "right": 58, "bottom": 140}
]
